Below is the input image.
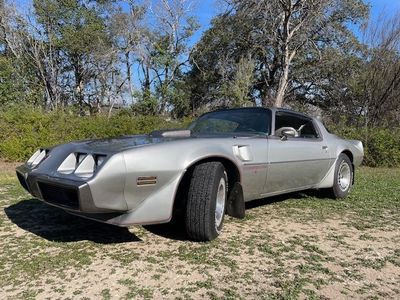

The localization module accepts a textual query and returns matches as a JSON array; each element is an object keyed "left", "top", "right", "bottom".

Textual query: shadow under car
[{"left": 4, "top": 198, "right": 141, "bottom": 244}]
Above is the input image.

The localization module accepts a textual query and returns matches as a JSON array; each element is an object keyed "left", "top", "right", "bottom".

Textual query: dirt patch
[
  {"left": 0, "top": 203, "right": 399, "bottom": 299},
  {"left": 0, "top": 167, "right": 399, "bottom": 299},
  {"left": 0, "top": 160, "right": 21, "bottom": 174}
]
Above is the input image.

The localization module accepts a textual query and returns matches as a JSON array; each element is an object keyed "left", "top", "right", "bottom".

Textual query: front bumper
[
  {"left": 16, "top": 161, "right": 180, "bottom": 227},
  {"left": 16, "top": 165, "right": 123, "bottom": 214}
]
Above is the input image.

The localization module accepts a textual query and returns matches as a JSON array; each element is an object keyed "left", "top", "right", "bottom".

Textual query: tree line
[{"left": 0, "top": 0, "right": 399, "bottom": 127}]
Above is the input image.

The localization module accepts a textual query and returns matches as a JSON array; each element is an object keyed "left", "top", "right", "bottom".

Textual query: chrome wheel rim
[
  {"left": 215, "top": 177, "right": 226, "bottom": 229},
  {"left": 338, "top": 161, "right": 351, "bottom": 191}
]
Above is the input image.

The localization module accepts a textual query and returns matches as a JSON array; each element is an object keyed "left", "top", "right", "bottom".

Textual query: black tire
[
  {"left": 185, "top": 162, "right": 227, "bottom": 241},
  {"left": 329, "top": 153, "right": 353, "bottom": 199}
]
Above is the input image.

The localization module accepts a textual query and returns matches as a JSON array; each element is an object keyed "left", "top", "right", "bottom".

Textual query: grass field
[{"left": 0, "top": 163, "right": 399, "bottom": 299}]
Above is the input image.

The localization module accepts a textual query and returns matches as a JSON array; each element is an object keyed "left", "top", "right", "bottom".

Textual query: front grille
[
  {"left": 16, "top": 172, "right": 29, "bottom": 192},
  {"left": 38, "top": 182, "right": 79, "bottom": 210}
]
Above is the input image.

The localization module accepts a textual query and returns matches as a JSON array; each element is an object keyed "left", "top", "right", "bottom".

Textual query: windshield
[{"left": 189, "top": 108, "right": 272, "bottom": 136}]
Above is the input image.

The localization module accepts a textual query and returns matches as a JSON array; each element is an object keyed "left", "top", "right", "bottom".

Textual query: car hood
[
  {"left": 80, "top": 134, "right": 188, "bottom": 153},
  {"left": 69, "top": 131, "right": 264, "bottom": 154}
]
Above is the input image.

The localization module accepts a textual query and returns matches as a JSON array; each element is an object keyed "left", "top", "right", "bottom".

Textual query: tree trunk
[
  {"left": 261, "top": 89, "right": 270, "bottom": 107},
  {"left": 74, "top": 62, "right": 85, "bottom": 116},
  {"left": 143, "top": 64, "right": 151, "bottom": 103},
  {"left": 125, "top": 51, "right": 134, "bottom": 104},
  {"left": 275, "top": 63, "right": 289, "bottom": 107},
  {"left": 275, "top": 43, "right": 296, "bottom": 107},
  {"left": 275, "top": 39, "right": 291, "bottom": 107}
]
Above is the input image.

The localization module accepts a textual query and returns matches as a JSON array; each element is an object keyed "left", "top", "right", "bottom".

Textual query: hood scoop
[{"left": 150, "top": 129, "right": 191, "bottom": 138}]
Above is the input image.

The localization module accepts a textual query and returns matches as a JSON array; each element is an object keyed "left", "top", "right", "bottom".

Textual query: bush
[
  {"left": 330, "top": 125, "right": 400, "bottom": 168},
  {"left": 0, "top": 106, "right": 398, "bottom": 167},
  {"left": 0, "top": 106, "right": 185, "bottom": 162}
]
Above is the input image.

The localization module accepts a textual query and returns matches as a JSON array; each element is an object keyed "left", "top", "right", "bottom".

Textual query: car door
[{"left": 263, "top": 111, "right": 331, "bottom": 195}]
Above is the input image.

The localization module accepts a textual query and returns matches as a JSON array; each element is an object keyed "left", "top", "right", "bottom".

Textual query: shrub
[
  {"left": 330, "top": 125, "right": 400, "bottom": 168},
  {"left": 0, "top": 106, "right": 184, "bottom": 162}
]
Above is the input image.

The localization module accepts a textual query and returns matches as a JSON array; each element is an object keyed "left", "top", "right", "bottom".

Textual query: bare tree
[
  {"left": 0, "top": 2, "right": 62, "bottom": 108},
  {"left": 111, "top": 1, "right": 146, "bottom": 103},
  {"left": 358, "top": 11, "right": 400, "bottom": 127},
  {"left": 149, "top": 0, "right": 199, "bottom": 112}
]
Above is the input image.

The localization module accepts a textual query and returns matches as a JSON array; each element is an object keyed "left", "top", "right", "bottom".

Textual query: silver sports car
[{"left": 16, "top": 108, "right": 363, "bottom": 241}]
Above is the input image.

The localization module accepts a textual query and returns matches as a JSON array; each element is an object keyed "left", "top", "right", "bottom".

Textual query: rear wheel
[
  {"left": 185, "top": 162, "right": 227, "bottom": 241},
  {"left": 329, "top": 153, "right": 353, "bottom": 199}
]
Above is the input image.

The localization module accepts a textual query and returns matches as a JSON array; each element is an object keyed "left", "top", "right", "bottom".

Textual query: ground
[{"left": 0, "top": 161, "right": 399, "bottom": 299}]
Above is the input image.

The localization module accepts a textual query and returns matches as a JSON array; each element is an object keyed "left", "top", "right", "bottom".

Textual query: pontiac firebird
[{"left": 16, "top": 107, "right": 363, "bottom": 241}]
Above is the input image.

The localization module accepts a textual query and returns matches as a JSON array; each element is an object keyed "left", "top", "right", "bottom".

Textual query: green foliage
[
  {"left": 0, "top": 106, "right": 184, "bottom": 161},
  {"left": 188, "top": 0, "right": 368, "bottom": 108},
  {"left": 0, "top": 57, "right": 23, "bottom": 105},
  {"left": 226, "top": 56, "right": 255, "bottom": 108},
  {"left": 167, "top": 79, "right": 192, "bottom": 118},
  {"left": 0, "top": 56, "right": 40, "bottom": 106},
  {"left": 131, "top": 92, "right": 159, "bottom": 116},
  {"left": 33, "top": 0, "right": 110, "bottom": 55},
  {"left": 330, "top": 125, "right": 400, "bottom": 168}
]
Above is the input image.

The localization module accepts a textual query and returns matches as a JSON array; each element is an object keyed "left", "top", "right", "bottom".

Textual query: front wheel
[
  {"left": 329, "top": 153, "right": 353, "bottom": 199},
  {"left": 185, "top": 162, "right": 227, "bottom": 241}
]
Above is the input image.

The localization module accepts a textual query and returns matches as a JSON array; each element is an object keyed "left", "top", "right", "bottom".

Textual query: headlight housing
[
  {"left": 57, "top": 153, "right": 107, "bottom": 177},
  {"left": 27, "top": 149, "right": 49, "bottom": 167}
]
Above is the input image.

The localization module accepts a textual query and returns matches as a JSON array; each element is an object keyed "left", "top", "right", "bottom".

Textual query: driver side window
[{"left": 275, "top": 113, "right": 319, "bottom": 139}]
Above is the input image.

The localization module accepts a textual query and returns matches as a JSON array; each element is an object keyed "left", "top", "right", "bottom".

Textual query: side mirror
[{"left": 280, "top": 127, "right": 297, "bottom": 140}]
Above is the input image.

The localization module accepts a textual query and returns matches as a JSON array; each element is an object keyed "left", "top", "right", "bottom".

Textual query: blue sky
[
  {"left": 367, "top": 0, "right": 400, "bottom": 18},
  {"left": 190, "top": 0, "right": 222, "bottom": 41}
]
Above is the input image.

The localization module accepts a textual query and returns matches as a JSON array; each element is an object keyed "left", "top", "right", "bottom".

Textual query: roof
[{"left": 208, "top": 106, "right": 313, "bottom": 119}]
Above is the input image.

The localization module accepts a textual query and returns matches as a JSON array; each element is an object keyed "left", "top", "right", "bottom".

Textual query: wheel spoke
[
  {"left": 215, "top": 177, "right": 226, "bottom": 228},
  {"left": 338, "top": 161, "right": 351, "bottom": 191}
]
